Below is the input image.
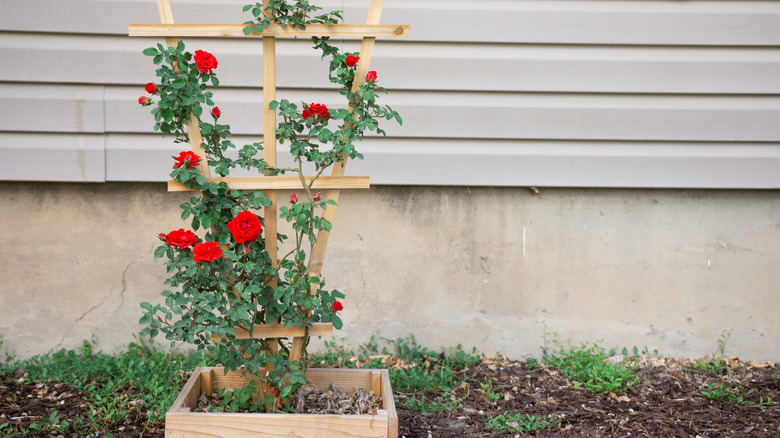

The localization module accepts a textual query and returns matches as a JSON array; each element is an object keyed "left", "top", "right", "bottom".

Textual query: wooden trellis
[{"left": 130, "top": 0, "right": 408, "bottom": 388}]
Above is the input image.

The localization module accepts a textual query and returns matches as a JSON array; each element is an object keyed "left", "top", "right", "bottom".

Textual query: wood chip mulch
[{"left": 397, "top": 356, "right": 780, "bottom": 437}]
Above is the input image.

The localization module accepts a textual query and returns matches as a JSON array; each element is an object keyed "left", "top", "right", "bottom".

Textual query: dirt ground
[{"left": 2, "top": 356, "right": 778, "bottom": 437}]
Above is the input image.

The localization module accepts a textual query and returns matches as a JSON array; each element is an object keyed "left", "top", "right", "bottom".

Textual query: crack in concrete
[
  {"left": 51, "top": 252, "right": 147, "bottom": 352},
  {"left": 52, "top": 289, "right": 111, "bottom": 352},
  {"left": 113, "top": 254, "right": 146, "bottom": 315}
]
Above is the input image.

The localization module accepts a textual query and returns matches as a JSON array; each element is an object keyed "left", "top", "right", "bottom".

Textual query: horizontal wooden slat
[
  {"left": 129, "top": 23, "right": 409, "bottom": 38},
  {"left": 210, "top": 322, "right": 333, "bottom": 341},
  {"left": 169, "top": 176, "right": 369, "bottom": 192},
  {"left": 5, "top": 0, "right": 780, "bottom": 46}
]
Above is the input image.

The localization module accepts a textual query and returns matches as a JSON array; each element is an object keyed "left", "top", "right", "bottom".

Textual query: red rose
[
  {"left": 192, "top": 241, "right": 221, "bottom": 263},
  {"left": 345, "top": 55, "right": 359, "bottom": 67},
  {"left": 313, "top": 192, "right": 321, "bottom": 201},
  {"left": 227, "top": 211, "right": 262, "bottom": 243},
  {"left": 303, "top": 103, "right": 330, "bottom": 121},
  {"left": 145, "top": 82, "right": 158, "bottom": 94},
  {"left": 174, "top": 151, "right": 201, "bottom": 168},
  {"left": 138, "top": 96, "right": 151, "bottom": 106},
  {"left": 290, "top": 193, "right": 297, "bottom": 203},
  {"left": 165, "top": 229, "right": 198, "bottom": 248},
  {"left": 211, "top": 106, "right": 221, "bottom": 119},
  {"left": 366, "top": 71, "right": 377, "bottom": 82},
  {"left": 332, "top": 301, "right": 343, "bottom": 311},
  {"left": 194, "top": 50, "right": 218, "bottom": 74},
  {"left": 158, "top": 232, "right": 167, "bottom": 241}
]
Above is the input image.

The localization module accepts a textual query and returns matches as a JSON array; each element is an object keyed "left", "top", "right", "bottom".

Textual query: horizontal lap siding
[{"left": 2, "top": 0, "right": 779, "bottom": 187}]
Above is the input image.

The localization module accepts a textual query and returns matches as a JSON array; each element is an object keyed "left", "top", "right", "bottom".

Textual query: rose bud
[
  {"left": 290, "top": 193, "right": 297, "bottom": 203},
  {"left": 158, "top": 233, "right": 167, "bottom": 241},
  {"left": 313, "top": 192, "right": 321, "bottom": 201},
  {"left": 145, "top": 82, "right": 158, "bottom": 94},
  {"left": 366, "top": 71, "right": 378, "bottom": 82},
  {"left": 211, "top": 106, "right": 221, "bottom": 119},
  {"left": 138, "top": 96, "right": 152, "bottom": 106}
]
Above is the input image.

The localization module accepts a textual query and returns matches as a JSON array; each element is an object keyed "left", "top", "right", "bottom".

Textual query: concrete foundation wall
[{"left": 1, "top": 182, "right": 778, "bottom": 361}]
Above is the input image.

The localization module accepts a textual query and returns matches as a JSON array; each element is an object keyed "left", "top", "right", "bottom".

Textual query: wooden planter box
[{"left": 166, "top": 367, "right": 398, "bottom": 438}]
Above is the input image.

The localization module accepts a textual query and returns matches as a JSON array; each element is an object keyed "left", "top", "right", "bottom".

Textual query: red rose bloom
[
  {"left": 303, "top": 103, "right": 330, "bottom": 121},
  {"left": 313, "top": 192, "right": 321, "bottom": 201},
  {"left": 194, "top": 50, "right": 218, "bottom": 74},
  {"left": 165, "top": 229, "right": 198, "bottom": 248},
  {"left": 211, "top": 106, "right": 221, "bottom": 119},
  {"left": 138, "top": 96, "right": 151, "bottom": 106},
  {"left": 145, "top": 82, "right": 158, "bottom": 94},
  {"left": 332, "top": 301, "right": 343, "bottom": 311},
  {"left": 345, "top": 55, "right": 359, "bottom": 67},
  {"left": 227, "top": 211, "right": 262, "bottom": 243},
  {"left": 366, "top": 71, "right": 377, "bottom": 82},
  {"left": 192, "top": 241, "right": 221, "bottom": 263},
  {"left": 174, "top": 151, "right": 201, "bottom": 168},
  {"left": 290, "top": 193, "right": 297, "bottom": 203}
]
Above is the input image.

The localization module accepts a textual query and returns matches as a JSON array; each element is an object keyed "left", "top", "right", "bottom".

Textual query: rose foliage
[{"left": 138, "top": 1, "right": 402, "bottom": 411}]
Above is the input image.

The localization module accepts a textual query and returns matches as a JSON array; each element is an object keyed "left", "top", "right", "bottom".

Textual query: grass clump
[
  {"left": 486, "top": 412, "right": 560, "bottom": 432},
  {"left": 403, "top": 394, "right": 463, "bottom": 414},
  {"left": 544, "top": 343, "right": 639, "bottom": 393},
  {"left": 1, "top": 337, "right": 206, "bottom": 436}
]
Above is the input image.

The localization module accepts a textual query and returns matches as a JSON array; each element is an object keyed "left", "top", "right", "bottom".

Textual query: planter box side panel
[{"left": 166, "top": 412, "right": 388, "bottom": 438}]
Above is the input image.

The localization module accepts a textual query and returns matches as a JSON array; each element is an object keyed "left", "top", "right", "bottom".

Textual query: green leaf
[
  {"left": 154, "top": 245, "right": 167, "bottom": 258},
  {"left": 143, "top": 47, "right": 158, "bottom": 56},
  {"left": 171, "top": 79, "right": 186, "bottom": 89}
]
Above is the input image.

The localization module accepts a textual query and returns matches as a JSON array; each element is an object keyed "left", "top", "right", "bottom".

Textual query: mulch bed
[
  {"left": 1, "top": 356, "right": 778, "bottom": 437},
  {"left": 397, "top": 356, "right": 780, "bottom": 437}
]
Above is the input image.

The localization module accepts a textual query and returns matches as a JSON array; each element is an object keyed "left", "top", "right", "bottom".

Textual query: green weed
[
  {"left": 403, "top": 394, "right": 463, "bottom": 414},
  {"left": 701, "top": 382, "right": 773, "bottom": 409},
  {"left": 544, "top": 343, "right": 639, "bottom": 393},
  {"left": 480, "top": 376, "right": 500, "bottom": 403},
  {"left": 486, "top": 412, "right": 560, "bottom": 432}
]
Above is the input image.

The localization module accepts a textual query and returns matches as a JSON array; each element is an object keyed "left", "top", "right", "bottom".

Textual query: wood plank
[
  {"left": 370, "top": 370, "right": 381, "bottom": 395},
  {"left": 167, "top": 174, "right": 369, "bottom": 192},
  {"left": 129, "top": 23, "right": 409, "bottom": 38},
  {"left": 309, "top": 0, "right": 383, "bottom": 277},
  {"left": 209, "top": 322, "right": 334, "bottom": 341},
  {"left": 202, "top": 368, "right": 214, "bottom": 396},
  {"left": 166, "top": 411, "right": 388, "bottom": 438},
  {"left": 380, "top": 369, "right": 398, "bottom": 438},
  {"left": 261, "top": 2, "right": 280, "bottom": 378},
  {"left": 169, "top": 366, "right": 204, "bottom": 411}
]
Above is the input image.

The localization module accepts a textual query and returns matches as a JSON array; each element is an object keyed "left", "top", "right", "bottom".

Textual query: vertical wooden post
[{"left": 261, "top": 1, "right": 279, "bottom": 402}]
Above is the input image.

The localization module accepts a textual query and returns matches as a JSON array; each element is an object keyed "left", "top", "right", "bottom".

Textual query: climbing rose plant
[{"left": 138, "top": 0, "right": 401, "bottom": 411}]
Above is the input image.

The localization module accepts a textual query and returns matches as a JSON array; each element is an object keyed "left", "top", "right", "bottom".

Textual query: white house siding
[{"left": 1, "top": 0, "right": 780, "bottom": 187}]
